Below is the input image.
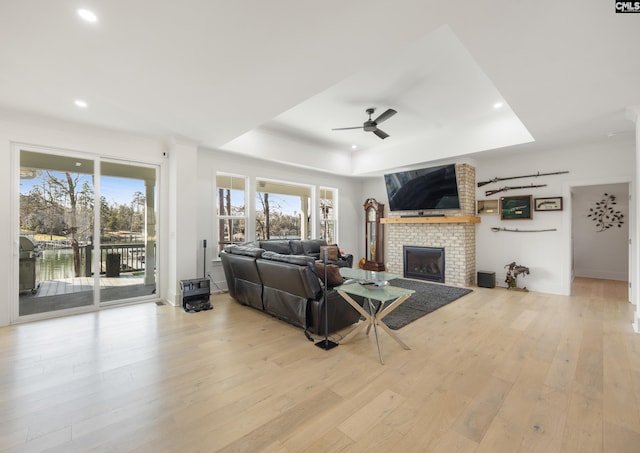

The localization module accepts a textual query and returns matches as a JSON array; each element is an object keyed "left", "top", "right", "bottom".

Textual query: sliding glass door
[
  {"left": 19, "top": 151, "right": 96, "bottom": 316},
  {"left": 18, "top": 148, "right": 157, "bottom": 318},
  {"left": 99, "top": 161, "right": 157, "bottom": 303}
]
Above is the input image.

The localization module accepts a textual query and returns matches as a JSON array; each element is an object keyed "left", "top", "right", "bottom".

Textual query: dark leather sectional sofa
[
  {"left": 219, "top": 239, "right": 360, "bottom": 336},
  {"left": 242, "top": 239, "right": 353, "bottom": 268}
]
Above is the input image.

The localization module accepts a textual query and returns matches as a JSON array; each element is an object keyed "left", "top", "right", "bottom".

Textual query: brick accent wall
[
  {"left": 385, "top": 163, "right": 476, "bottom": 287},
  {"left": 455, "top": 163, "right": 476, "bottom": 216}
]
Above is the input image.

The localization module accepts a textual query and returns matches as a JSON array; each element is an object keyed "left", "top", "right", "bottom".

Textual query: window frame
[
  {"left": 319, "top": 186, "right": 338, "bottom": 245},
  {"left": 215, "top": 173, "right": 248, "bottom": 254}
]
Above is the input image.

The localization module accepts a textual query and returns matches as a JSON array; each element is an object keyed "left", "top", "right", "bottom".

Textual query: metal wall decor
[{"left": 587, "top": 193, "right": 624, "bottom": 232}]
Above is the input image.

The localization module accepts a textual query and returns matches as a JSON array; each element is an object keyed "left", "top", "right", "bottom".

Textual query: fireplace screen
[{"left": 403, "top": 246, "right": 445, "bottom": 283}]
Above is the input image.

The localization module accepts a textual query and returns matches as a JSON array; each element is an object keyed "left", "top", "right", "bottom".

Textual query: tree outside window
[
  {"left": 216, "top": 174, "right": 246, "bottom": 252},
  {"left": 256, "top": 180, "right": 311, "bottom": 240}
]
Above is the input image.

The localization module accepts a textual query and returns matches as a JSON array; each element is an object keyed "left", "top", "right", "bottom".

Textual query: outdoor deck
[
  {"left": 34, "top": 274, "right": 145, "bottom": 297},
  {"left": 19, "top": 274, "right": 156, "bottom": 316}
]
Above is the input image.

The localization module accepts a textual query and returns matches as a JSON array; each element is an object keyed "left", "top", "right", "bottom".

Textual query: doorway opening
[{"left": 570, "top": 183, "right": 629, "bottom": 300}]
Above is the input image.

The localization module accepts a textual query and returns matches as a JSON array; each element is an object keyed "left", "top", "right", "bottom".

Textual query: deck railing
[{"left": 82, "top": 243, "right": 151, "bottom": 277}]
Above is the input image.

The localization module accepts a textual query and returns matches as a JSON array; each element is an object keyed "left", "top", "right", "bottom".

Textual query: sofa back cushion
[
  {"left": 301, "top": 239, "right": 328, "bottom": 259},
  {"left": 258, "top": 252, "right": 320, "bottom": 298},
  {"left": 258, "top": 240, "right": 292, "bottom": 254},
  {"left": 261, "top": 251, "right": 315, "bottom": 266},
  {"left": 225, "top": 244, "right": 265, "bottom": 258},
  {"left": 289, "top": 240, "right": 305, "bottom": 255}
]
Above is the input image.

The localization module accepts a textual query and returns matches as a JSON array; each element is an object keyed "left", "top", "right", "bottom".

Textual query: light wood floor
[{"left": 0, "top": 278, "right": 638, "bottom": 452}]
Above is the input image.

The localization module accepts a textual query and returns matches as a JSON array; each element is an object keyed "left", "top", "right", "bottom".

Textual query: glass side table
[{"left": 335, "top": 274, "right": 414, "bottom": 365}]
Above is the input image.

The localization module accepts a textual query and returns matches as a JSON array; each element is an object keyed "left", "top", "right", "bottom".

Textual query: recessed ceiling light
[
  {"left": 77, "top": 9, "right": 97, "bottom": 23},
  {"left": 493, "top": 102, "right": 504, "bottom": 109},
  {"left": 75, "top": 162, "right": 83, "bottom": 167},
  {"left": 74, "top": 99, "right": 88, "bottom": 108},
  {"left": 351, "top": 144, "right": 358, "bottom": 149}
]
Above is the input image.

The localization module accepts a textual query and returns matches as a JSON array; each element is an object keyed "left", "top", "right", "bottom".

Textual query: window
[
  {"left": 319, "top": 187, "right": 337, "bottom": 244},
  {"left": 216, "top": 174, "right": 247, "bottom": 252},
  {"left": 255, "top": 179, "right": 311, "bottom": 240}
]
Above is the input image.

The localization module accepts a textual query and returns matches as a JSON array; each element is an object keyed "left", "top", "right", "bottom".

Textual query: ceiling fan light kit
[{"left": 332, "top": 107, "right": 397, "bottom": 139}]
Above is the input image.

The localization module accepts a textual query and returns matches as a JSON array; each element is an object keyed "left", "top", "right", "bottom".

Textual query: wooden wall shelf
[{"left": 381, "top": 216, "right": 481, "bottom": 225}]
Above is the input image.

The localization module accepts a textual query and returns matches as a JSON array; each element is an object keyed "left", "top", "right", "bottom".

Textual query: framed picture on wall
[
  {"left": 500, "top": 195, "right": 532, "bottom": 220},
  {"left": 535, "top": 197, "right": 563, "bottom": 211}
]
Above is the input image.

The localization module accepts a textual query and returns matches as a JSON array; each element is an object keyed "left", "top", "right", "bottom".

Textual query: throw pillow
[
  {"left": 319, "top": 245, "right": 339, "bottom": 261},
  {"left": 314, "top": 262, "right": 345, "bottom": 287}
]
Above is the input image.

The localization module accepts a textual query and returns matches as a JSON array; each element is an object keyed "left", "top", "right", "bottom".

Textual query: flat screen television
[{"left": 384, "top": 164, "right": 460, "bottom": 211}]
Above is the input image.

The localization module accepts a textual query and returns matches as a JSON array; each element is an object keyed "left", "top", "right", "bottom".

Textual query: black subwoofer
[{"left": 477, "top": 271, "right": 496, "bottom": 288}]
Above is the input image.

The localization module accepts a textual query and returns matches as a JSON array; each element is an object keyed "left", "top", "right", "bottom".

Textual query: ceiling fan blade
[
  {"left": 373, "top": 128, "right": 389, "bottom": 139},
  {"left": 374, "top": 108, "right": 397, "bottom": 124},
  {"left": 332, "top": 126, "right": 363, "bottom": 131}
]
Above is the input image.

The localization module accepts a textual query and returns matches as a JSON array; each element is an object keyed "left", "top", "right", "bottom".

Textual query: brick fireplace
[{"left": 382, "top": 163, "right": 477, "bottom": 287}]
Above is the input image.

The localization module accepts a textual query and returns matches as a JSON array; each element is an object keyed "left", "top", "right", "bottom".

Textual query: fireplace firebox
[{"left": 403, "top": 246, "right": 445, "bottom": 283}]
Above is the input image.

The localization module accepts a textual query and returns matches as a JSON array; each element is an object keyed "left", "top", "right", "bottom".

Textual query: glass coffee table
[{"left": 337, "top": 268, "right": 414, "bottom": 364}]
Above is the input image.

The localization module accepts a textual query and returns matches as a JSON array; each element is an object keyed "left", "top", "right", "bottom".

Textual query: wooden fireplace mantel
[{"left": 380, "top": 216, "right": 481, "bottom": 225}]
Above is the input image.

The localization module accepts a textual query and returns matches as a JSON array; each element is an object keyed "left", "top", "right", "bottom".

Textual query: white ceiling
[{"left": 1, "top": 1, "right": 639, "bottom": 176}]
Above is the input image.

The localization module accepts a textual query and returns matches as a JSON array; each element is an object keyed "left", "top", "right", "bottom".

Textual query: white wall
[
  {"left": 475, "top": 140, "right": 634, "bottom": 295},
  {"left": 195, "top": 148, "right": 367, "bottom": 280},
  {"left": 361, "top": 139, "right": 635, "bottom": 295},
  {"left": 166, "top": 138, "right": 200, "bottom": 305},
  {"left": 0, "top": 112, "right": 169, "bottom": 326},
  {"left": 572, "top": 183, "right": 629, "bottom": 281}
]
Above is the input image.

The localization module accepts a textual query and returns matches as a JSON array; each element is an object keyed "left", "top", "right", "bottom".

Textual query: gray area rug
[{"left": 382, "top": 279, "right": 472, "bottom": 330}]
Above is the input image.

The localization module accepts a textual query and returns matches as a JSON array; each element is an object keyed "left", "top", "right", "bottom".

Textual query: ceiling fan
[{"left": 332, "top": 107, "right": 397, "bottom": 139}]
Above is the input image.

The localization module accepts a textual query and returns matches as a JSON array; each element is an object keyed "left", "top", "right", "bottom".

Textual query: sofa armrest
[{"left": 336, "top": 254, "right": 353, "bottom": 268}]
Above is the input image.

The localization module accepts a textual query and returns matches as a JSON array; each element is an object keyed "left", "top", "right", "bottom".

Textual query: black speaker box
[{"left": 477, "top": 271, "right": 496, "bottom": 288}]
